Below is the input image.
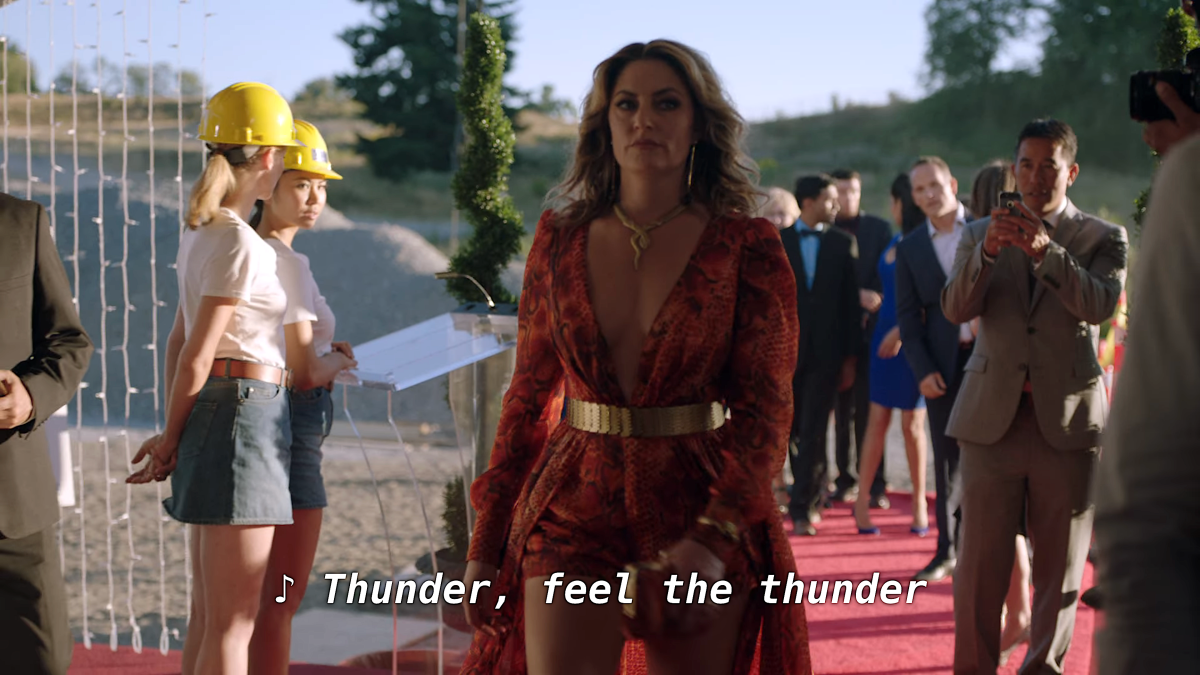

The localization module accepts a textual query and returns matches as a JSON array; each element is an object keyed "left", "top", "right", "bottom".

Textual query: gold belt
[{"left": 564, "top": 399, "right": 726, "bottom": 438}]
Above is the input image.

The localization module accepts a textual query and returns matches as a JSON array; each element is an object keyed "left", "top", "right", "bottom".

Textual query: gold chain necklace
[{"left": 612, "top": 202, "right": 688, "bottom": 270}]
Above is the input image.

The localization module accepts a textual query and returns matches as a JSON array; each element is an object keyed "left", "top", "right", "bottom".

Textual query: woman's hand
[
  {"left": 661, "top": 537, "right": 727, "bottom": 634},
  {"left": 330, "top": 342, "right": 358, "bottom": 372},
  {"left": 877, "top": 326, "right": 903, "bottom": 359},
  {"left": 463, "top": 560, "right": 504, "bottom": 636},
  {"left": 331, "top": 341, "right": 355, "bottom": 360},
  {"left": 335, "top": 352, "right": 358, "bottom": 371},
  {"left": 127, "top": 434, "right": 178, "bottom": 484}
]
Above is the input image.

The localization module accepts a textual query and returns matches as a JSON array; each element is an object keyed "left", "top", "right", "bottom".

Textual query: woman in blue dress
[{"left": 854, "top": 173, "right": 930, "bottom": 535}]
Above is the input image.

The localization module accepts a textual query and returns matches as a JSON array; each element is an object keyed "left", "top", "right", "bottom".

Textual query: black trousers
[
  {"left": 0, "top": 526, "right": 72, "bottom": 675},
  {"left": 833, "top": 347, "right": 885, "bottom": 497},
  {"left": 788, "top": 367, "right": 839, "bottom": 522},
  {"left": 924, "top": 343, "right": 972, "bottom": 562}
]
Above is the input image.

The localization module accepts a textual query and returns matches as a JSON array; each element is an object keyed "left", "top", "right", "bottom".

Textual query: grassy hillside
[
  {"left": 3, "top": 91, "right": 1153, "bottom": 235},
  {"left": 323, "top": 102, "right": 1154, "bottom": 233}
]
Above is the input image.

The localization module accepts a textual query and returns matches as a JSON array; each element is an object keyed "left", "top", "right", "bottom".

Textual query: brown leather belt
[
  {"left": 564, "top": 399, "right": 726, "bottom": 438},
  {"left": 210, "top": 358, "right": 292, "bottom": 388}
]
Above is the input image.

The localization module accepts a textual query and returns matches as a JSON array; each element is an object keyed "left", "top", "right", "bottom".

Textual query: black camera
[{"left": 1130, "top": 48, "right": 1200, "bottom": 122}]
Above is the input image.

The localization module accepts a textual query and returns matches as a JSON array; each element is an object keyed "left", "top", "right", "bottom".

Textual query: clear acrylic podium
[
  {"left": 332, "top": 300, "right": 519, "bottom": 671},
  {"left": 336, "top": 300, "right": 518, "bottom": 492}
]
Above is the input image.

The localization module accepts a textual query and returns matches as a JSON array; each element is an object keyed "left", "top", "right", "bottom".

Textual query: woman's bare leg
[
  {"left": 194, "top": 524, "right": 276, "bottom": 675},
  {"left": 643, "top": 591, "right": 750, "bottom": 675},
  {"left": 524, "top": 575, "right": 625, "bottom": 675},
  {"left": 853, "top": 404, "right": 893, "bottom": 530},
  {"left": 900, "top": 408, "right": 929, "bottom": 530},
  {"left": 1001, "top": 535, "right": 1032, "bottom": 650},
  {"left": 249, "top": 509, "right": 324, "bottom": 674},
  {"left": 181, "top": 524, "right": 205, "bottom": 675}
]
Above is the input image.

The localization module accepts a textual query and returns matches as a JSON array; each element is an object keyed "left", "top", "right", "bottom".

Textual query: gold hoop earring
[{"left": 684, "top": 144, "right": 697, "bottom": 204}]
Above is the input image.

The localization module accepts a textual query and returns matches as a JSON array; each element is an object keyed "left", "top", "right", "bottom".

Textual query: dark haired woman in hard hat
[{"left": 247, "top": 119, "right": 358, "bottom": 674}]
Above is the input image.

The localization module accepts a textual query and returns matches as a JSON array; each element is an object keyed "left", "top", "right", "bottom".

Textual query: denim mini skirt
[
  {"left": 164, "top": 376, "right": 293, "bottom": 525},
  {"left": 288, "top": 386, "right": 334, "bottom": 509}
]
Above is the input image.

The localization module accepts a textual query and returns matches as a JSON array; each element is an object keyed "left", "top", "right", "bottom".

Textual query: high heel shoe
[
  {"left": 853, "top": 501, "right": 879, "bottom": 535},
  {"left": 911, "top": 508, "right": 929, "bottom": 537}
]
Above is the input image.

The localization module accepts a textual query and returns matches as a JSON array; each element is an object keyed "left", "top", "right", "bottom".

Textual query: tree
[
  {"left": 295, "top": 77, "right": 355, "bottom": 106},
  {"left": 523, "top": 84, "right": 575, "bottom": 121},
  {"left": 445, "top": 11, "right": 522, "bottom": 306},
  {"left": 1039, "top": 0, "right": 1178, "bottom": 166},
  {"left": 292, "top": 77, "right": 364, "bottom": 119},
  {"left": 1133, "top": 6, "right": 1200, "bottom": 238},
  {"left": 922, "top": 0, "right": 1043, "bottom": 89},
  {"left": 52, "top": 65, "right": 92, "bottom": 95},
  {"left": 337, "top": 0, "right": 519, "bottom": 182},
  {"left": 53, "top": 58, "right": 200, "bottom": 98},
  {"left": 2, "top": 41, "right": 39, "bottom": 94}
]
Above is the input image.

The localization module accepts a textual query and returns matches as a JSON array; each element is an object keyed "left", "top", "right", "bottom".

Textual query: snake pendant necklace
[{"left": 612, "top": 202, "right": 689, "bottom": 270}]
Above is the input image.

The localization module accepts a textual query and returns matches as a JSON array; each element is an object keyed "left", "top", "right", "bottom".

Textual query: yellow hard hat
[
  {"left": 285, "top": 120, "right": 343, "bottom": 180},
  {"left": 198, "top": 82, "right": 301, "bottom": 147}
]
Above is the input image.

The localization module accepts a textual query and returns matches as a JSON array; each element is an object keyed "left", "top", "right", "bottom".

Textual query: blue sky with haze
[{"left": 4, "top": 0, "right": 1042, "bottom": 122}]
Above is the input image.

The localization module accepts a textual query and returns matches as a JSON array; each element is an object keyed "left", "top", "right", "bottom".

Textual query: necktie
[{"left": 1030, "top": 220, "right": 1053, "bottom": 300}]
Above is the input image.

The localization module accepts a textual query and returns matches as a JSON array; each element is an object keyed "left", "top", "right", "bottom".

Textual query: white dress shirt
[{"left": 927, "top": 203, "right": 975, "bottom": 344}]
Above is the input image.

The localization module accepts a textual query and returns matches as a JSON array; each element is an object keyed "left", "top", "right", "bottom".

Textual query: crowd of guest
[{"left": 765, "top": 116, "right": 1129, "bottom": 673}]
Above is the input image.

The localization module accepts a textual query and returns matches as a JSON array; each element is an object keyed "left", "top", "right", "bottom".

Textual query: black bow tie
[{"left": 798, "top": 228, "right": 820, "bottom": 238}]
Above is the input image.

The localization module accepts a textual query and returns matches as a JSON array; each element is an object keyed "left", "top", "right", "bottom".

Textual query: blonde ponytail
[{"left": 186, "top": 152, "right": 237, "bottom": 228}]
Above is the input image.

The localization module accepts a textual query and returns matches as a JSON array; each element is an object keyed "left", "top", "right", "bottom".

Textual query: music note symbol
[{"left": 276, "top": 575, "right": 294, "bottom": 604}]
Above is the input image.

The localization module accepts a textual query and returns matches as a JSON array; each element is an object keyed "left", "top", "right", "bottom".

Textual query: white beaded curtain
[{"left": 0, "top": 0, "right": 206, "bottom": 654}]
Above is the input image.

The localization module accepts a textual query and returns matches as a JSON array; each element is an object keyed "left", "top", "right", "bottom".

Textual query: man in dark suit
[
  {"left": 829, "top": 168, "right": 895, "bottom": 507},
  {"left": 894, "top": 156, "right": 974, "bottom": 584},
  {"left": 943, "top": 120, "right": 1126, "bottom": 673},
  {"left": 0, "top": 192, "right": 93, "bottom": 674},
  {"left": 781, "top": 174, "right": 862, "bottom": 536}
]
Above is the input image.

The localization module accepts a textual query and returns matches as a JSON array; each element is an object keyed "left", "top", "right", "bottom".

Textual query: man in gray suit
[
  {"left": 0, "top": 192, "right": 93, "bottom": 674},
  {"left": 942, "top": 119, "right": 1127, "bottom": 674},
  {"left": 1094, "top": 2, "right": 1200, "bottom": 667}
]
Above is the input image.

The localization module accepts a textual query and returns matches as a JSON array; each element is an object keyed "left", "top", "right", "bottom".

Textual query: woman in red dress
[{"left": 461, "top": 39, "right": 811, "bottom": 675}]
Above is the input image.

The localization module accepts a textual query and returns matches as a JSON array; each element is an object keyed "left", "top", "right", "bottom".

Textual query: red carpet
[
  {"left": 792, "top": 492, "right": 1096, "bottom": 675},
  {"left": 68, "top": 492, "right": 1097, "bottom": 675}
]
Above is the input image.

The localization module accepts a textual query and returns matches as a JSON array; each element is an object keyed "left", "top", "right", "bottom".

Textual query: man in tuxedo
[
  {"left": 781, "top": 174, "right": 861, "bottom": 536},
  {"left": 1095, "top": 5, "right": 1200, "bottom": 668},
  {"left": 943, "top": 120, "right": 1127, "bottom": 673},
  {"left": 829, "top": 168, "right": 895, "bottom": 508},
  {"left": 0, "top": 192, "right": 93, "bottom": 674},
  {"left": 894, "top": 156, "right": 974, "bottom": 584}
]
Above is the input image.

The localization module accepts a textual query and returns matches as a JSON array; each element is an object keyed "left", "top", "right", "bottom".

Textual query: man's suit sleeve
[
  {"left": 1033, "top": 223, "right": 1127, "bottom": 325},
  {"left": 941, "top": 220, "right": 993, "bottom": 324},
  {"left": 1093, "top": 135, "right": 1200, "bottom": 673},
  {"left": 13, "top": 203, "right": 93, "bottom": 437},
  {"left": 894, "top": 243, "right": 937, "bottom": 381},
  {"left": 841, "top": 235, "right": 862, "bottom": 359}
]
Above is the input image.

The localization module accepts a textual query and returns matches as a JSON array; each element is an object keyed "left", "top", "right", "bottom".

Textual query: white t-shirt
[
  {"left": 176, "top": 208, "right": 287, "bottom": 368},
  {"left": 267, "top": 239, "right": 337, "bottom": 357}
]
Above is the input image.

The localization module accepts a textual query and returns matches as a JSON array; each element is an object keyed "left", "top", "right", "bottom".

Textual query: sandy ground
[{"left": 58, "top": 406, "right": 930, "bottom": 654}]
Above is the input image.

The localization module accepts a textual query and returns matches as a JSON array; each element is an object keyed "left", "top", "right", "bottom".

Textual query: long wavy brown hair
[
  {"left": 546, "top": 39, "right": 760, "bottom": 228},
  {"left": 969, "top": 159, "right": 1016, "bottom": 219}
]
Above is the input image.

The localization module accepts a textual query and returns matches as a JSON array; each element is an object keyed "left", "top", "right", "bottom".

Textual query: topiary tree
[
  {"left": 1133, "top": 7, "right": 1200, "bottom": 240},
  {"left": 445, "top": 12, "right": 523, "bottom": 306},
  {"left": 441, "top": 475, "right": 469, "bottom": 560}
]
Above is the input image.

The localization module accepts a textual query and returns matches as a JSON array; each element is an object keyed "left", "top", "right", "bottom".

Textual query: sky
[{"left": 2, "top": 0, "right": 1044, "bottom": 123}]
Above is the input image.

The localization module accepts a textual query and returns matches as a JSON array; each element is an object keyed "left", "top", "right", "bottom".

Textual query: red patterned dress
[{"left": 461, "top": 209, "right": 812, "bottom": 674}]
